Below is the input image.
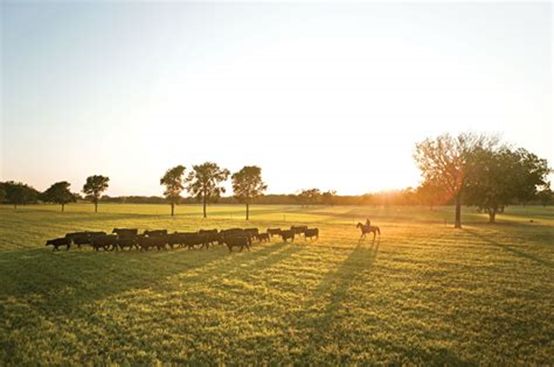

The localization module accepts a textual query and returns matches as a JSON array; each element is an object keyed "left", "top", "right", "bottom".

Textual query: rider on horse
[{"left": 365, "top": 218, "right": 370, "bottom": 227}]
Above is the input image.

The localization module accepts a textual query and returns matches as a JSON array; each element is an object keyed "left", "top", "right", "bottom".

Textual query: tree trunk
[
  {"left": 488, "top": 208, "right": 497, "bottom": 223},
  {"left": 246, "top": 203, "right": 249, "bottom": 220},
  {"left": 94, "top": 201, "right": 98, "bottom": 213},
  {"left": 14, "top": 203, "right": 17, "bottom": 210},
  {"left": 202, "top": 195, "right": 207, "bottom": 218},
  {"left": 454, "top": 193, "right": 462, "bottom": 229},
  {"left": 171, "top": 202, "right": 175, "bottom": 216},
  {"left": 61, "top": 203, "right": 65, "bottom": 212}
]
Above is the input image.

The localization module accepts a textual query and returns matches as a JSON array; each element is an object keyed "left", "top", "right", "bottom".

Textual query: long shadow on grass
[
  {"left": 290, "top": 240, "right": 379, "bottom": 360},
  {"left": 46, "top": 243, "right": 305, "bottom": 365},
  {"left": 0, "top": 242, "right": 289, "bottom": 317},
  {"left": 464, "top": 228, "right": 553, "bottom": 269},
  {"left": 293, "top": 239, "right": 476, "bottom": 365}
]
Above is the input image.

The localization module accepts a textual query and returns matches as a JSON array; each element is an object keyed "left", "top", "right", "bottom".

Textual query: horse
[{"left": 356, "top": 222, "right": 381, "bottom": 240}]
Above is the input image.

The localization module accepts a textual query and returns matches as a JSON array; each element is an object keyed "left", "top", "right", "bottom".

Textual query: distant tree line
[{"left": 1, "top": 134, "right": 551, "bottom": 225}]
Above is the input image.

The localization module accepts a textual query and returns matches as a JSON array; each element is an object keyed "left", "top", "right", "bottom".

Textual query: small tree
[
  {"left": 536, "top": 187, "right": 553, "bottom": 207},
  {"left": 160, "top": 165, "right": 186, "bottom": 216},
  {"left": 3, "top": 181, "right": 38, "bottom": 209},
  {"left": 42, "top": 181, "right": 75, "bottom": 212},
  {"left": 298, "top": 188, "right": 321, "bottom": 207},
  {"left": 414, "top": 133, "right": 496, "bottom": 228},
  {"left": 186, "top": 162, "right": 230, "bottom": 218},
  {"left": 321, "top": 190, "right": 337, "bottom": 206},
  {"left": 232, "top": 166, "right": 267, "bottom": 220},
  {"left": 82, "top": 175, "right": 109, "bottom": 213}
]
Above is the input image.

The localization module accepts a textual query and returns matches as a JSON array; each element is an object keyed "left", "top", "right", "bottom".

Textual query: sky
[{"left": 1, "top": 1, "right": 552, "bottom": 196}]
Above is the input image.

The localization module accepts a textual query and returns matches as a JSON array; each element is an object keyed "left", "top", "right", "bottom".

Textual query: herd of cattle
[{"left": 45, "top": 225, "right": 320, "bottom": 252}]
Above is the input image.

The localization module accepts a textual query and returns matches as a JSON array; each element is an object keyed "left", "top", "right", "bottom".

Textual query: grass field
[{"left": 0, "top": 203, "right": 553, "bottom": 365}]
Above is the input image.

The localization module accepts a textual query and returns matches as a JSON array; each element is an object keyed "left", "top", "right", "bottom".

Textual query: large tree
[
  {"left": 186, "top": 162, "right": 230, "bottom": 218},
  {"left": 3, "top": 181, "right": 39, "bottom": 209},
  {"left": 160, "top": 165, "right": 186, "bottom": 216},
  {"left": 82, "top": 175, "right": 109, "bottom": 213},
  {"left": 231, "top": 166, "right": 267, "bottom": 220},
  {"left": 414, "top": 133, "right": 496, "bottom": 228},
  {"left": 42, "top": 181, "right": 75, "bottom": 212},
  {"left": 465, "top": 147, "right": 550, "bottom": 222}
]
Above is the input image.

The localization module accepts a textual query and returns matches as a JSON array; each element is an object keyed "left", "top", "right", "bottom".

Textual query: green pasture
[{"left": 0, "top": 204, "right": 553, "bottom": 365}]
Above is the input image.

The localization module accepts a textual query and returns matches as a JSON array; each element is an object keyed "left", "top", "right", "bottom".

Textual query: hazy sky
[{"left": 1, "top": 2, "right": 552, "bottom": 196}]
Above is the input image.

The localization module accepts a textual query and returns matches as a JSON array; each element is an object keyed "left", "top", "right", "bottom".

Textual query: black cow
[
  {"left": 304, "top": 228, "right": 319, "bottom": 240},
  {"left": 280, "top": 230, "right": 295, "bottom": 242},
  {"left": 220, "top": 228, "right": 244, "bottom": 235},
  {"left": 91, "top": 235, "right": 118, "bottom": 251},
  {"left": 136, "top": 235, "right": 167, "bottom": 251},
  {"left": 199, "top": 229, "right": 219, "bottom": 246},
  {"left": 291, "top": 225, "right": 308, "bottom": 236},
  {"left": 224, "top": 235, "right": 251, "bottom": 252},
  {"left": 255, "top": 233, "right": 270, "bottom": 242},
  {"left": 65, "top": 231, "right": 90, "bottom": 240},
  {"left": 219, "top": 228, "right": 245, "bottom": 244},
  {"left": 267, "top": 228, "right": 282, "bottom": 237},
  {"left": 65, "top": 231, "right": 106, "bottom": 248},
  {"left": 245, "top": 228, "right": 259, "bottom": 236},
  {"left": 45, "top": 237, "right": 71, "bottom": 251},
  {"left": 181, "top": 233, "right": 208, "bottom": 250},
  {"left": 112, "top": 228, "right": 138, "bottom": 237},
  {"left": 117, "top": 236, "right": 137, "bottom": 250},
  {"left": 144, "top": 229, "right": 168, "bottom": 237},
  {"left": 166, "top": 233, "right": 185, "bottom": 249}
]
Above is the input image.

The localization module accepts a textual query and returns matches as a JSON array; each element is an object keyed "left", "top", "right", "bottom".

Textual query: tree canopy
[
  {"left": 186, "top": 162, "right": 230, "bottom": 218},
  {"left": 1, "top": 181, "right": 39, "bottom": 209},
  {"left": 465, "top": 147, "right": 551, "bottom": 222},
  {"left": 414, "top": 133, "right": 497, "bottom": 228},
  {"left": 82, "top": 175, "right": 110, "bottom": 213},
  {"left": 160, "top": 165, "right": 186, "bottom": 216},
  {"left": 42, "top": 181, "right": 75, "bottom": 212},
  {"left": 321, "top": 190, "right": 337, "bottom": 206},
  {"left": 231, "top": 166, "right": 267, "bottom": 220}
]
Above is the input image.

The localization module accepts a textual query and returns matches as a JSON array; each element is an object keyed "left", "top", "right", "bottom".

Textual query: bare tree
[{"left": 414, "top": 133, "right": 496, "bottom": 228}]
